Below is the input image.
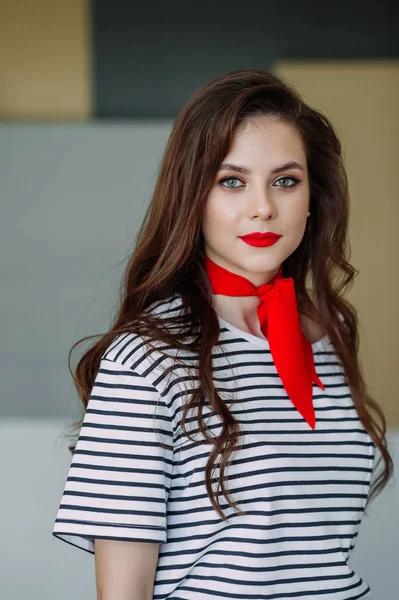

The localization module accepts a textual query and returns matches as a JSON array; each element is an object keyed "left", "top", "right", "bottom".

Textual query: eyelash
[{"left": 218, "top": 175, "right": 301, "bottom": 191}]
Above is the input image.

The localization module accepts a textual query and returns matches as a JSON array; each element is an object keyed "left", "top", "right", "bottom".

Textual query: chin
[{"left": 240, "top": 255, "right": 282, "bottom": 273}]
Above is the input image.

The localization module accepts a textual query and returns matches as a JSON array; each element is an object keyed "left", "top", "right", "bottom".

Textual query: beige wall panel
[
  {"left": 274, "top": 61, "right": 399, "bottom": 426},
  {"left": 0, "top": 0, "right": 91, "bottom": 119}
]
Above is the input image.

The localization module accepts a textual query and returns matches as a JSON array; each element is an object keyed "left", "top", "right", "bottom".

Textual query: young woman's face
[{"left": 202, "top": 117, "right": 310, "bottom": 286}]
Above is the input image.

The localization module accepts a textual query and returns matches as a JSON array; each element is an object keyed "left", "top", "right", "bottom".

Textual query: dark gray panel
[{"left": 93, "top": 0, "right": 399, "bottom": 118}]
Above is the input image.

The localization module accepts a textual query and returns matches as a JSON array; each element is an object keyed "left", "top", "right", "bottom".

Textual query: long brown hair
[{"left": 66, "top": 68, "right": 393, "bottom": 519}]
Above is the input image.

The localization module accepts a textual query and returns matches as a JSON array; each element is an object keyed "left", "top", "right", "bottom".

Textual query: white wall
[{"left": 0, "top": 419, "right": 397, "bottom": 599}]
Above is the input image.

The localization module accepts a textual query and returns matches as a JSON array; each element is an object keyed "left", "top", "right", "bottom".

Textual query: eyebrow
[{"left": 219, "top": 161, "right": 304, "bottom": 175}]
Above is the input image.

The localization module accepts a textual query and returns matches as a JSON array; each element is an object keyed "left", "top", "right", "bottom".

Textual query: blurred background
[{"left": 1, "top": 0, "right": 398, "bottom": 597}]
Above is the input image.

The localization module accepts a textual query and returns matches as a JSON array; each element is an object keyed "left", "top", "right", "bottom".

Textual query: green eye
[
  {"left": 219, "top": 177, "right": 243, "bottom": 189},
  {"left": 218, "top": 175, "right": 301, "bottom": 191},
  {"left": 274, "top": 176, "right": 300, "bottom": 187}
]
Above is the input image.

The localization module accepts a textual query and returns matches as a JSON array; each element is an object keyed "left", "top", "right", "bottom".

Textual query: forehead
[{"left": 229, "top": 116, "right": 305, "bottom": 158}]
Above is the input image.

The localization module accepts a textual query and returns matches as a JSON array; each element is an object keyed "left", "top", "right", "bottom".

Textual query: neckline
[{"left": 217, "top": 316, "right": 329, "bottom": 351}]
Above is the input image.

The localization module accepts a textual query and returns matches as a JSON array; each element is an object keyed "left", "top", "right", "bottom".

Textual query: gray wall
[{"left": 1, "top": 122, "right": 172, "bottom": 419}]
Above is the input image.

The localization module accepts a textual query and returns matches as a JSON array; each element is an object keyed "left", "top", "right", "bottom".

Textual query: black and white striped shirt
[{"left": 53, "top": 294, "right": 375, "bottom": 599}]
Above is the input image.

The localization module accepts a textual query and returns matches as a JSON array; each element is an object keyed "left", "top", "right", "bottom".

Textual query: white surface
[{"left": 0, "top": 419, "right": 397, "bottom": 599}]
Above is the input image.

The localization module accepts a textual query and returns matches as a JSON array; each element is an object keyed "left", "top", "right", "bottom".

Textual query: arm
[
  {"left": 52, "top": 357, "right": 173, "bottom": 592},
  {"left": 94, "top": 539, "right": 160, "bottom": 600}
]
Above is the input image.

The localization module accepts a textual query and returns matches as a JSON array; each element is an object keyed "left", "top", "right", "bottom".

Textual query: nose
[{"left": 248, "top": 187, "right": 277, "bottom": 220}]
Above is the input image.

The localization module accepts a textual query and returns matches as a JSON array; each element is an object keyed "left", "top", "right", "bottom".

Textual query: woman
[{"left": 53, "top": 69, "right": 392, "bottom": 599}]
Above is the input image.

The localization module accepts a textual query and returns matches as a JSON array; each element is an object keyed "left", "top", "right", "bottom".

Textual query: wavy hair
[{"left": 66, "top": 68, "right": 393, "bottom": 519}]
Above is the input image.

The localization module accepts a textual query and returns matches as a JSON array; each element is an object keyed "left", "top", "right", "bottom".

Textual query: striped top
[{"left": 53, "top": 294, "right": 375, "bottom": 599}]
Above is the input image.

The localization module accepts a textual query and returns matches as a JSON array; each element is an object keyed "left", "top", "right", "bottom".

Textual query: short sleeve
[{"left": 52, "top": 358, "right": 173, "bottom": 554}]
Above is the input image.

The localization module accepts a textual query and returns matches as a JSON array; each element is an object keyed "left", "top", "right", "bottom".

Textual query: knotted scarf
[{"left": 205, "top": 256, "right": 325, "bottom": 429}]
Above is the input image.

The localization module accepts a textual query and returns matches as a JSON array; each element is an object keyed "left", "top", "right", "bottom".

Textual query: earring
[{"left": 307, "top": 211, "right": 311, "bottom": 217}]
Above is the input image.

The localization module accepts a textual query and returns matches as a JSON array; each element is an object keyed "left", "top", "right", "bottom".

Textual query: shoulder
[
  {"left": 143, "top": 293, "right": 184, "bottom": 319},
  {"left": 102, "top": 293, "right": 185, "bottom": 370}
]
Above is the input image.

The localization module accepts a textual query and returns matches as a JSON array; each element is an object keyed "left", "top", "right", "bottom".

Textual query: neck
[
  {"left": 205, "top": 254, "right": 282, "bottom": 288},
  {"left": 213, "top": 294, "right": 266, "bottom": 338}
]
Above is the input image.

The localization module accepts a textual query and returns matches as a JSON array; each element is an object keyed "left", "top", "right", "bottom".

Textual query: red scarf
[{"left": 205, "top": 256, "right": 325, "bottom": 429}]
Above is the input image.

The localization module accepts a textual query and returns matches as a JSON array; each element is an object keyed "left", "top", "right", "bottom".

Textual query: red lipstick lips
[{"left": 239, "top": 232, "right": 282, "bottom": 247}]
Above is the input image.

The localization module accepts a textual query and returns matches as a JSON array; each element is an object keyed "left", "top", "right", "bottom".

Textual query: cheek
[
  {"left": 283, "top": 199, "right": 308, "bottom": 226},
  {"left": 201, "top": 205, "right": 216, "bottom": 241},
  {"left": 285, "top": 207, "right": 309, "bottom": 248},
  {"left": 202, "top": 197, "right": 238, "bottom": 240}
]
